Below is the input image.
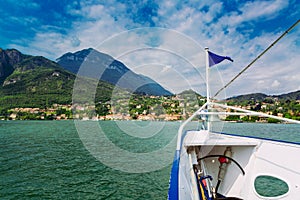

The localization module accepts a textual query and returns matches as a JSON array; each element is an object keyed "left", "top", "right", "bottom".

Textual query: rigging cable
[{"left": 212, "top": 19, "right": 300, "bottom": 99}]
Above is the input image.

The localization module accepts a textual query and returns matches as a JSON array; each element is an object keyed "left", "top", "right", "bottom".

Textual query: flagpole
[
  {"left": 205, "top": 47, "right": 210, "bottom": 104},
  {"left": 205, "top": 47, "right": 210, "bottom": 132}
]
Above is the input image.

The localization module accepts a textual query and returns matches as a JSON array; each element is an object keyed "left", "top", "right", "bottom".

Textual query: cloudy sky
[{"left": 1, "top": 0, "right": 299, "bottom": 98}]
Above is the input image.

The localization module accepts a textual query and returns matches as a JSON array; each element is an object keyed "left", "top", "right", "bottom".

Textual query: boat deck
[{"left": 184, "top": 130, "right": 258, "bottom": 147}]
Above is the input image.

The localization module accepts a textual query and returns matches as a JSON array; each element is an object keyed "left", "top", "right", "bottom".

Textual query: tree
[{"left": 96, "top": 103, "right": 110, "bottom": 116}]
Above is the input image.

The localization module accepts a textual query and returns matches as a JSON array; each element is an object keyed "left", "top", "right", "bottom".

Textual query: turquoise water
[
  {"left": 0, "top": 121, "right": 178, "bottom": 199},
  {"left": 221, "top": 122, "right": 300, "bottom": 143},
  {"left": 0, "top": 120, "right": 299, "bottom": 199}
]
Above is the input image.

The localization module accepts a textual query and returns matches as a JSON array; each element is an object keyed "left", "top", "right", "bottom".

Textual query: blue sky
[{"left": 0, "top": 0, "right": 299, "bottom": 97}]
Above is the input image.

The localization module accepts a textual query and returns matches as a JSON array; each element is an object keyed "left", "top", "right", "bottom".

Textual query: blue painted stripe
[
  {"left": 214, "top": 131, "right": 300, "bottom": 146},
  {"left": 168, "top": 150, "right": 180, "bottom": 200}
]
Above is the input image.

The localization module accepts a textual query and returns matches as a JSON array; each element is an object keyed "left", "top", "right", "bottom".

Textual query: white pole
[
  {"left": 205, "top": 47, "right": 210, "bottom": 132},
  {"left": 176, "top": 103, "right": 208, "bottom": 150},
  {"left": 205, "top": 47, "right": 210, "bottom": 105}
]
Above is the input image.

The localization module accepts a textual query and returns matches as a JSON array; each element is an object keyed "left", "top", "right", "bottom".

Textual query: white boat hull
[{"left": 169, "top": 130, "right": 300, "bottom": 200}]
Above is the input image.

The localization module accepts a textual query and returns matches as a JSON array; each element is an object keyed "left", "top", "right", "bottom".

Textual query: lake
[{"left": 1, "top": 120, "right": 299, "bottom": 199}]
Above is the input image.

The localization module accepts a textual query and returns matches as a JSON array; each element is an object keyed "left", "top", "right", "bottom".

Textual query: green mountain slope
[
  {"left": 0, "top": 49, "right": 126, "bottom": 110},
  {"left": 0, "top": 48, "right": 31, "bottom": 84},
  {"left": 277, "top": 90, "right": 300, "bottom": 100}
]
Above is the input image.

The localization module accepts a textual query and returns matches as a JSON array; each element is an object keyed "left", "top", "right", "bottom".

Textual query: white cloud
[
  {"left": 271, "top": 80, "right": 281, "bottom": 88},
  {"left": 80, "top": 0, "right": 299, "bottom": 96},
  {"left": 10, "top": 31, "right": 73, "bottom": 59},
  {"left": 240, "top": 0, "right": 288, "bottom": 21},
  {"left": 6, "top": 0, "right": 299, "bottom": 97},
  {"left": 221, "top": 0, "right": 289, "bottom": 26}
]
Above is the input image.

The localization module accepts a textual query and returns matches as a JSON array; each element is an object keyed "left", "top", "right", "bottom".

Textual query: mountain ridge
[
  {"left": 0, "top": 48, "right": 127, "bottom": 110},
  {"left": 1, "top": 47, "right": 299, "bottom": 111},
  {"left": 56, "top": 48, "right": 173, "bottom": 96},
  {"left": 0, "top": 48, "right": 31, "bottom": 84},
  {"left": 227, "top": 90, "right": 300, "bottom": 102}
]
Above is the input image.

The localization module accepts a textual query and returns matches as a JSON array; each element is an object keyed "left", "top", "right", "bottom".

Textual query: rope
[{"left": 212, "top": 19, "right": 300, "bottom": 98}]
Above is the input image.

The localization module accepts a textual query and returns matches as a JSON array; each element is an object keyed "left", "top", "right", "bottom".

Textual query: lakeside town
[{"left": 1, "top": 91, "right": 300, "bottom": 122}]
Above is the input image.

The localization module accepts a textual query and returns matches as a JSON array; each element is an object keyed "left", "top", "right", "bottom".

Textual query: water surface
[{"left": 1, "top": 120, "right": 299, "bottom": 199}]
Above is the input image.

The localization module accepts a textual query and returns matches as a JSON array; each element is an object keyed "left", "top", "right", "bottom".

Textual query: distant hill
[
  {"left": 227, "top": 93, "right": 268, "bottom": 102},
  {"left": 1, "top": 48, "right": 299, "bottom": 111},
  {"left": 277, "top": 90, "right": 300, "bottom": 100},
  {"left": 56, "top": 48, "right": 173, "bottom": 96},
  {"left": 227, "top": 90, "right": 300, "bottom": 103},
  {"left": 0, "top": 48, "right": 126, "bottom": 110},
  {"left": 177, "top": 89, "right": 204, "bottom": 98}
]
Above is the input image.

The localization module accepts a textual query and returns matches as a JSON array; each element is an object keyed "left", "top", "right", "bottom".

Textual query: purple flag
[{"left": 208, "top": 51, "right": 233, "bottom": 67}]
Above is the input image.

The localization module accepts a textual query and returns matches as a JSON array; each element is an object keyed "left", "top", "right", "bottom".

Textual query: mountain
[
  {"left": 56, "top": 48, "right": 173, "bottom": 96},
  {"left": 227, "top": 90, "right": 300, "bottom": 102},
  {"left": 227, "top": 93, "right": 268, "bottom": 102},
  {"left": 0, "top": 49, "right": 124, "bottom": 110},
  {"left": 277, "top": 90, "right": 300, "bottom": 100},
  {"left": 0, "top": 48, "right": 31, "bottom": 84}
]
